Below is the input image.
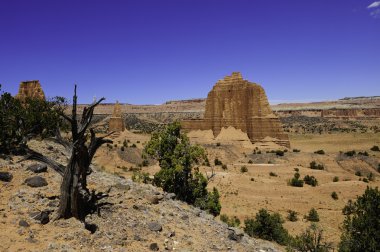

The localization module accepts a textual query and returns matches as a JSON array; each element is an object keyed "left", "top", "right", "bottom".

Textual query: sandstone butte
[
  {"left": 16, "top": 80, "right": 46, "bottom": 101},
  {"left": 108, "top": 101, "right": 125, "bottom": 132},
  {"left": 182, "top": 72, "right": 290, "bottom": 148}
]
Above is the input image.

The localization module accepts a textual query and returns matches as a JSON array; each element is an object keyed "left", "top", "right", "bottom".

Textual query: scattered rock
[
  {"left": 40, "top": 211, "right": 50, "bottom": 225},
  {"left": 0, "top": 171, "right": 13, "bottom": 182},
  {"left": 134, "top": 235, "right": 142, "bottom": 241},
  {"left": 149, "top": 243, "right": 159, "bottom": 251},
  {"left": 25, "top": 176, "right": 48, "bottom": 187},
  {"left": 165, "top": 193, "right": 176, "bottom": 200},
  {"left": 146, "top": 194, "right": 163, "bottom": 204},
  {"left": 133, "top": 204, "right": 147, "bottom": 211},
  {"left": 148, "top": 221, "right": 162, "bottom": 232},
  {"left": 27, "top": 163, "right": 47, "bottom": 173},
  {"left": 30, "top": 210, "right": 50, "bottom": 224},
  {"left": 167, "top": 231, "right": 176, "bottom": 238},
  {"left": 114, "top": 183, "right": 130, "bottom": 191},
  {"left": 19, "top": 220, "right": 30, "bottom": 227},
  {"left": 227, "top": 227, "right": 244, "bottom": 242}
]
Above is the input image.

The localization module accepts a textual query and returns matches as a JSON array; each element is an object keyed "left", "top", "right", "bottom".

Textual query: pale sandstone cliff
[{"left": 181, "top": 72, "right": 290, "bottom": 147}]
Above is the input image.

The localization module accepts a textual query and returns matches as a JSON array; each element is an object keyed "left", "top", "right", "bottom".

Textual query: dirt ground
[
  {"left": 95, "top": 130, "right": 380, "bottom": 248},
  {"left": 205, "top": 132, "right": 380, "bottom": 247}
]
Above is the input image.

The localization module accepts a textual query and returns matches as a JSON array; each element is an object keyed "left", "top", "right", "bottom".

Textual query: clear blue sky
[{"left": 0, "top": 0, "right": 379, "bottom": 104}]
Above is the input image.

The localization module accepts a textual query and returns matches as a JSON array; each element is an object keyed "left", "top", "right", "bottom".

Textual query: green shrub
[
  {"left": 220, "top": 214, "right": 240, "bottom": 227},
  {"left": 244, "top": 209, "right": 290, "bottom": 245},
  {"left": 314, "top": 150, "right": 325, "bottom": 155},
  {"left": 304, "top": 175, "right": 318, "bottom": 187},
  {"left": 132, "top": 171, "right": 151, "bottom": 184},
  {"left": 333, "top": 176, "right": 339, "bottom": 182},
  {"left": 370, "top": 145, "right": 380, "bottom": 152},
  {"left": 344, "top": 150, "right": 356, "bottom": 157},
  {"left": 331, "top": 191, "right": 338, "bottom": 200},
  {"left": 142, "top": 159, "right": 149, "bottom": 167},
  {"left": 144, "top": 122, "right": 221, "bottom": 216},
  {"left": 257, "top": 150, "right": 262, "bottom": 154},
  {"left": 287, "top": 210, "right": 298, "bottom": 222},
  {"left": 276, "top": 150, "right": 284, "bottom": 156},
  {"left": 269, "top": 172, "right": 278, "bottom": 177},
  {"left": 120, "top": 146, "right": 125, "bottom": 151},
  {"left": 294, "top": 168, "right": 299, "bottom": 172},
  {"left": 216, "top": 142, "right": 221, "bottom": 147},
  {"left": 290, "top": 172, "right": 304, "bottom": 187},
  {"left": 310, "top": 161, "right": 324, "bottom": 170},
  {"left": 355, "top": 171, "right": 362, "bottom": 177},
  {"left": 240, "top": 166, "right": 248, "bottom": 173},
  {"left": 248, "top": 159, "right": 253, "bottom": 164},
  {"left": 214, "top": 158, "right": 223, "bottom": 166},
  {"left": 221, "top": 164, "right": 228, "bottom": 170},
  {"left": 339, "top": 187, "right": 380, "bottom": 251},
  {"left": 362, "top": 178, "right": 369, "bottom": 183},
  {"left": 288, "top": 224, "right": 332, "bottom": 252},
  {"left": 293, "top": 149, "right": 301, "bottom": 152},
  {"left": 306, "top": 208, "right": 319, "bottom": 222},
  {"left": 131, "top": 143, "right": 137, "bottom": 148},
  {"left": 203, "top": 157, "right": 210, "bottom": 167},
  {"left": 358, "top": 151, "right": 369, "bottom": 156},
  {"left": 123, "top": 139, "right": 128, "bottom": 147},
  {"left": 0, "top": 87, "right": 67, "bottom": 154},
  {"left": 367, "top": 172, "right": 375, "bottom": 182}
]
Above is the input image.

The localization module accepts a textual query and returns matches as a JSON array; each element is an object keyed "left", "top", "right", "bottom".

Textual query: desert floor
[{"left": 95, "top": 131, "right": 380, "bottom": 247}]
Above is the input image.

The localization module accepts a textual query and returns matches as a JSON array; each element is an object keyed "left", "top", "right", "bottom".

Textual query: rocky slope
[{"left": 0, "top": 140, "right": 282, "bottom": 252}]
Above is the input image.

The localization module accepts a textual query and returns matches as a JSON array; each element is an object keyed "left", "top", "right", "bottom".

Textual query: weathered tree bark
[
  {"left": 22, "top": 85, "right": 112, "bottom": 221},
  {"left": 56, "top": 85, "right": 112, "bottom": 220}
]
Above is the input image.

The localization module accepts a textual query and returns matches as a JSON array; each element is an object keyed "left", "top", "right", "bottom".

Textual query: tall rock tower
[
  {"left": 109, "top": 101, "right": 125, "bottom": 132},
  {"left": 182, "top": 72, "right": 290, "bottom": 147},
  {"left": 16, "top": 80, "right": 45, "bottom": 101}
]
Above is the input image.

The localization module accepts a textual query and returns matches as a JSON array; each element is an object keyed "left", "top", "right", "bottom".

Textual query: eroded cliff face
[
  {"left": 182, "top": 72, "right": 290, "bottom": 147},
  {"left": 16, "top": 80, "right": 45, "bottom": 101}
]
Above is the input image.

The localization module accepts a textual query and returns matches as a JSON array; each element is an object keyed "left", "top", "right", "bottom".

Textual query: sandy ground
[
  {"left": 205, "top": 132, "right": 380, "bottom": 247},
  {"left": 94, "top": 129, "right": 380, "bottom": 248}
]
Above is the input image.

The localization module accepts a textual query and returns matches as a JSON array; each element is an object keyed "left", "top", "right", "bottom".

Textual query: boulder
[
  {"left": 26, "top": 163, "right": 47, "bottom": 173},
  {"left": 29, "top": 210, "right": 50, "bottom": 224},
  {"left": 19, "top": 220, "right": 30, "bottom": 227},
  {"left": 25, "top": 176, "right": 48, "bottom": 187},
  {"left": 149, "top": 243, "right": 159, "bottom": 251},
  {"left": 146, "top": 194, "right": 163, "bottom": 204},
  {"left": 148, "top": 221, "right": 162, "bottom": 232},
  {"left": 0, "top": 172, "right": 13, "bottom": 182},
  {"left": 227, "top": 227, "right": 245, "bottom": 242}
]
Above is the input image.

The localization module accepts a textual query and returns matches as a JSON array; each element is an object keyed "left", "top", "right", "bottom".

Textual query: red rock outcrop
[
  {"left": 182, "top": 72, "right": 290, "bottom": 147},
  {"left": 109, "top": 101, "right": 125, "bottom": 132},
  {"left": 16, "top": 80, "right": 45, "bottom": 101}
]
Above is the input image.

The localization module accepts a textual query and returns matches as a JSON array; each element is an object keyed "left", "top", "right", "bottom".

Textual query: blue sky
[{"left": 0, "top": 0, "right": 379, "bottom": 104}]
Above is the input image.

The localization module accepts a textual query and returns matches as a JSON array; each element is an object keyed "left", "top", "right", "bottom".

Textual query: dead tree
[{"left": 24, "top": 85, "right": 112, "bottom": 221}]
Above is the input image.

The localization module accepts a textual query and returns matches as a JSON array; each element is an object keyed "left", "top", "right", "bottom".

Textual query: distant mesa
[
  {"left": 16, "top": 80, "right": 45, "bottom": 101},
  {"left": 109, "top": 101, "right": 125, "bottom": 132},
  {"left": 182, "top": 72, "right": 290, "bottom": 148}
]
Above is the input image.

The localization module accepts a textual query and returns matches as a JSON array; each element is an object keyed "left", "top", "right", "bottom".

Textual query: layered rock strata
[
  {"left": 109, "top": 101, "right": 125, "bottom": 132},
  {"left": 16, "top": 80, "right": 45, "bottom": 101},
  {"left": 182, "top": 72, "right": 290, "bottom": 147}
]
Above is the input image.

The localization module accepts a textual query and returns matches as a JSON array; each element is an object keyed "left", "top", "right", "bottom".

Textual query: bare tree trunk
[
  {"left": 21, "top": 85, "right": 112, "bottom": 222},
  {"left": 55, "top": 85, "right": 111, "bottom": 221}
]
